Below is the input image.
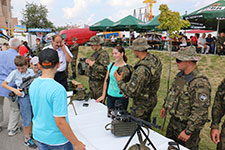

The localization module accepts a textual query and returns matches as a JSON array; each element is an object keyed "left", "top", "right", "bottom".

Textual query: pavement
[{"left": 0, "top": 98, "right": 36, "bottom": 150}]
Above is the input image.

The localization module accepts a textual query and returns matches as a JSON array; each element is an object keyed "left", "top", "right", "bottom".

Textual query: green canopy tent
[
  {"left": 109, "top": 15, "right": 144, "bottom": 31},
  {"left": 184, "top": 0, "right": 225, "bottom": 33},
  {"left": 89, "top": 18, "right": 114, "bottom": 31},
  {"left": 141, "top": 15, "right": 160, "bottom": 31}
]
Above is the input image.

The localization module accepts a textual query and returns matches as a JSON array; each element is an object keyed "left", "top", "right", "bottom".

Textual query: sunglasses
[{"left": 176, "top": 59, "right": 183, "bottom": 63}]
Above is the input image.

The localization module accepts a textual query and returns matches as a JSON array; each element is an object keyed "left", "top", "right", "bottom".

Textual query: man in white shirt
[
  {"left": 198, "top": 33, "right": 210, "bottom": 54},
  {"left": 43, "top": 34, "right": 73, "bottom": 90}
]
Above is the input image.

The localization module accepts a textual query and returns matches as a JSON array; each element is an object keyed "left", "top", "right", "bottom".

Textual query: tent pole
[{"left": 215, "top": 19, "right": 220, "bottom": 54}]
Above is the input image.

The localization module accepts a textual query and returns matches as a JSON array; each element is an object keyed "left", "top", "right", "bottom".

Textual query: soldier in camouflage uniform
[
  {"left": 210, "top": 78, "right": 225, "bottom": 150},
  {"left": 216, "top": 32, "right": 225, "bottom": 55},
  {"left": 35, "top": 38, "right": 44, "bottom": 56},
  {"left": 160, "top": 46, "right": 211, "bottom": 150},
  {"left": 114, "top": 38, "right": 162, "bottom": 122},
  {"left": 85, "top": 36, "right": 110, "bottom": 100},
  {"left": 70, "top": 37, "right": 79, "bottom": 79}
]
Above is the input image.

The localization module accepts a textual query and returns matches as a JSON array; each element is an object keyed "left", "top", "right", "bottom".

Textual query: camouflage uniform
[
  {"left": 117, "top": 38, "right": 162, "bottom": 122},
  {"left": 70, "top": 37, "right": 79, "bottom": 78},
  {"left": 216, "top": 36, "right": 225, "bottom": 55},
  {"left": 86, "top": 36, "right": 110, "bottom": 100},
  {"left": 210, "top": 78, "right": 225, "bottom": 150},
  {"left": 163, "top": 46, "right": 211, "bottom": 150},
  {"left": 36, "top": 42, "right": 44, "bottom": 56}
]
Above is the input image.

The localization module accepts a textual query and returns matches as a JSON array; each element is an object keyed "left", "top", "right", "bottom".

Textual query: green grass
[{"left": 71, "top": 46, "right": 225, "bottom": 150}]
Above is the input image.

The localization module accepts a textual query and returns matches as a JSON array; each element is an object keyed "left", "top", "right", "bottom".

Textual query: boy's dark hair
[
  {"left": 14, "top": 56, "right": 27, "bottom": 66},
  {"left": 38, "top": 48, "right": 59, "bottom": 69}
]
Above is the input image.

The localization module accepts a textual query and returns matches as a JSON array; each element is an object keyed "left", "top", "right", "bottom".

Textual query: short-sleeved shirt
[
  {"left": 0, "top": 48, "right": 19, "bottom": 97},
  {"left": 44, "top": 45, "right": 73, "bottom": 72},
  {"left": 107, "top": 63, "right": 123, "bottom": 97},
  {"left": 5, "top": 68, "right": 34, "bottom": 88},
  {"left": 29, "top": 77, "right": 69, "bottom": 145}
]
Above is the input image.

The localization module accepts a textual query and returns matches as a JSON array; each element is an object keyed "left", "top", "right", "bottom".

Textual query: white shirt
[
  {"left": 44, "top": 45, "right": 73, "bottom": 72},
  {"left": 198, "top": 37, "right": 207, "bottom": 46}
]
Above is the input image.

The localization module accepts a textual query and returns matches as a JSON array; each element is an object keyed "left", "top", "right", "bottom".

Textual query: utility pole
[{"left": 6, "top": 0, "right": 11, "bottom": 38}]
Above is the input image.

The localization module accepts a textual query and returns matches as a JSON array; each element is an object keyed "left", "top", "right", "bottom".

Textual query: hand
[
  {"left": 85, "top": 59, "right": 95, "bottom": 66},
  {"left": 160, "top": 107, "right": 166, "bottom": 118},
  {"left": 13, "top": 89, "right": 23, "bottom": 96},
  {"left": 178, "top": 130, "right": 191, "bottom": 142},
  {"left": 96, "top": 95, "right": 105, "bottom": 103},
  {"left": 73, "top": 141, "right": 85, "bottom": 150},
  {"left": 113, "top": 70, "right": 124, "bottom": 82},
  {"left": 210, "top": 128, "right": 220, "bottom": 144}
]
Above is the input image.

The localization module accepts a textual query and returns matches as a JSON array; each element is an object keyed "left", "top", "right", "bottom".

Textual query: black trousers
[{"left": 54, "top": 71, "right": 68, "bottom": 91}]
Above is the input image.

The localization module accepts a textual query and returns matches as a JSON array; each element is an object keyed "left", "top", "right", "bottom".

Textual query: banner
[{"left": 14, "top": 25, "right": 26, "bottom": 33}]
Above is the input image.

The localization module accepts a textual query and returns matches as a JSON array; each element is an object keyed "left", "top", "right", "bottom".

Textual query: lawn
[{"left": 72, "top": 46, "right": 225, "bottom": 150}]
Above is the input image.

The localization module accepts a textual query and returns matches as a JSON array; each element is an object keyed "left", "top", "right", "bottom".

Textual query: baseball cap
[
  {"left": 30, "top": 56, "right": 39, "bottom": 65},
  {"left": 38, "top": 48, "right": 59, "bottom": 67}
]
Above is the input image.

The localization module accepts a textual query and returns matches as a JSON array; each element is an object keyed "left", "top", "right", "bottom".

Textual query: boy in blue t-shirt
[
  {"left": 29, "top": 48, "right": 85, "bottom": 150},
  {"left": 1, "top": 56, "right": 37, "bottom": 148}
]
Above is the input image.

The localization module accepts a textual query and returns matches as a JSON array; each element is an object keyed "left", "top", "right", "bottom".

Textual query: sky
[{"left": 11, "top": 0, "right": 218, "bottom": 27}]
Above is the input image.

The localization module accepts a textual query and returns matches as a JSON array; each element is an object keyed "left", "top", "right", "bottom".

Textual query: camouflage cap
[
  {"left": 72, "top": 37, "right": 77, "bottom": 41},
  {"left": 129, "top": 38, "right": 150, "bottom": 51},
  {"left": 174, "top": 46, "right": 200, "bottom": 61},
  {"left": 87, "top": 36, "right": 104, "bottom": 45}
]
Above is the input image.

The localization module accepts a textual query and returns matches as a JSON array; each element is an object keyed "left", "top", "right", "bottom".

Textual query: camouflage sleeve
[
  {"left": 90, "top": 51, "right": 109, "bottom": 80},
  {"left": 118, "top": 66, "right": 150, "bottom": 98},
  {"left": 187, "top": 78, "right": 211, "bottom": 132},
  {"left": 211, "top": 78, "right": 225, "bottom": 129}
]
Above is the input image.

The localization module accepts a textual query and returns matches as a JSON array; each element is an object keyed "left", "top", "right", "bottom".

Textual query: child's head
[
  {"left": 30, "top": 56, "right": 40, "bottom": 74},
  {"left": 14, "top": 56, "right": 27, "bottom": 73},
  {"left": 38, "top": 48, "right": 59, "bottom": 70}
]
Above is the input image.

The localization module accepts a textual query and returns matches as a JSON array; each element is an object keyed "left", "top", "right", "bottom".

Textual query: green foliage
[
  {"left": 158, "top": 4, "right": 190, "bottom": 38},
  {"left": 21, "top": 2, "right": 54, "bottom": 29}
]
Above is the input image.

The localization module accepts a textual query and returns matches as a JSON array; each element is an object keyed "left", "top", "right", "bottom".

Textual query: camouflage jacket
[
  {"left": 117, "top": 64, "right": 133, "bottom": 83},
  {"left": 211, "top": 78, "right": 225, "bottom": 129},
  {"left": 163, "top": 68, "right": 211, "bottom": 132},
  {"left": 118, "top": 53, "right": 162, "bottom": 100},
  {"left": 36, "top": 43, "right": 44, "bottom": 56},
  {"left": 86, "top": 48, "right": 109, "bottom": 81},
  {"left": 216, "top": 36, "right": 225, "bottom": 48},
  {"left": 70, "top": 43, "right": 79, "bottom": 59}
]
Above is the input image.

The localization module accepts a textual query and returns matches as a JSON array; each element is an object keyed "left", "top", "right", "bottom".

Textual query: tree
[
  {"left": 21, "top": 2, "right": 54, "bottom": 29},
  {"left": 158, "top": 4, "right": 190, "bottom": 38},
  {"left": 157, "top": 4, "right": 191, "bottom": 130}
]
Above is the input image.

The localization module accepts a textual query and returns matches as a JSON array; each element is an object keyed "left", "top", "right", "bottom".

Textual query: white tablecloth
[{"left": 67, "top": 92, "right": 188, "bottom": 150}]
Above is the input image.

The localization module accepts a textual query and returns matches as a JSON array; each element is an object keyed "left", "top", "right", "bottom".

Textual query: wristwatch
[{"left": 185, "top": 128, "right": 192, "bottom": 135}]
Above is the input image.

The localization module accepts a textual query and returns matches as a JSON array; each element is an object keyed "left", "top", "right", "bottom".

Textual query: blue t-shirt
[
  {"left": 107, "top": 63, "right": 123, "bottom": 97},
  {"left": 29, "top": 77, "right": 69, "bottom": 145}
]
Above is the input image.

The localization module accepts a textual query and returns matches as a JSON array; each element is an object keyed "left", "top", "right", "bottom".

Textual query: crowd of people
[{"left": 0, "top": 33, "right": 224, "bottom": 150}]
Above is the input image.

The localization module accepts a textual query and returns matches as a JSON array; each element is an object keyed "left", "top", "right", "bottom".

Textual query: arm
[
  {"left": 55, "top": 117, "right": 85, "bottom": 150},
  {"left": 115, "top": 66, "right": 150, "bottom": 98},
  {"left": 1, "top": 81, "right": 22, "bottom": 96},
  {"left": 96, "top": 70, "right": 109, "bottom": 103},
  {"left": 62, "top": 45, "right": 72, "bottom": 63}
]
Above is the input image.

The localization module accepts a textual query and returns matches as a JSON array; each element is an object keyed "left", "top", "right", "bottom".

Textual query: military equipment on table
[
  {"left": 78, "top": 57, "right": 88, "bottom": 75},
  {"left": 73, "top": 88, "right": 89, "bottom": 101}
]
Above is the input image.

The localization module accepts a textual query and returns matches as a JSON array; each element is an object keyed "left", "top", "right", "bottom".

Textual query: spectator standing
[
  {"left": 0, "top": 38, "right": 20, "bottom": 135},
  {"left": 198, "top": 33, "right": 210, "bottom": 54},
  {"left": 216, "top": 32, "right": 225, "bottom": 55},
  {"left": 44, "top": 34, "right": 73, "bottom": 90},
  {"left": 35, "top": 38, "right": 44, "bottom": 56},
  {"left": 19, "top": 41, "right": 29, "bottom": 57},
  {"left": 2, "top": 56, "right": 37, "bottom": 148},
  {"left": 29, "top": 48, "right": 85, "bottom": 150}
]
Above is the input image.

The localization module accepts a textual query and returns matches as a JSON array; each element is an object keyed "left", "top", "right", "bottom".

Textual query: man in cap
[
  {"left": 44, "top": 34, "right": 73, "bottom": 90},
  {"left": 70, "top": 37, "right": 79, "bottom": 79},
  {"left": 210, "top": 78, "right": 225, "bottom": 150},
  {"left": 160, "top": 46, "right": 211, "bottom": 149},
  {"left": 85, "top": 36, "right": 109, "bottom": 100},
  {"left": 114, "top": 38, "right": 162, "bottom": 122},
  {"left": 29, "top": 48, "right": 85, "bottom": 150}
]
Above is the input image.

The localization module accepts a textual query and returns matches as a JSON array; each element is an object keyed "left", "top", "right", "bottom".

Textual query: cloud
[{"left": 87, "top": 13, "right": 95, "bottom": 24}]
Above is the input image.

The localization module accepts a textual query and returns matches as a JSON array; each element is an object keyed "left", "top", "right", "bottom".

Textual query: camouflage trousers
[
  {"left": 71, "top": 56, "right": 78, "bottom": 77},
  {"left": 217, "top": 123, "right": 225, "bottom": 150},
  {"left": 132, "top": 98, "right": 157, "bottom": 122},
  {"left": 166, "top": 116, "right": 200, "bottom": 150},
  {"left": 89, "top": 79, "right": 104, "bottom": 100}
]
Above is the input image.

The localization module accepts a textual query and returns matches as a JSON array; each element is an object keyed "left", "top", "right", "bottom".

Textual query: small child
[
  {"left": 1, "top": 56, "right": 37, "bottom": 148},
  {"left": 30, "top": 56, "right": 41, "bottom": 76}
]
